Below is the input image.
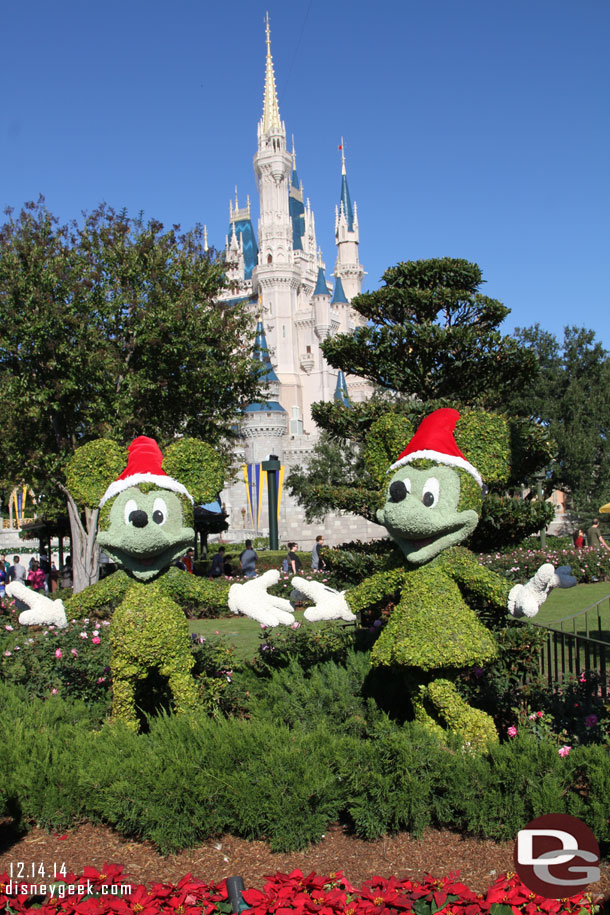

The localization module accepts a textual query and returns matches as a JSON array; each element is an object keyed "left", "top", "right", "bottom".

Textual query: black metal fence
[{"left": 520, "top": 619, "right": 609, "bottom": 697}]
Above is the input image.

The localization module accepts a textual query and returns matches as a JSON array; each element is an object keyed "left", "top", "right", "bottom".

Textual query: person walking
[
  {"left": 8, "top": 556, "right": 27, "bottom": 582},
  {"left": 311, "top": 534, "right": 326, "bottom": 571},
  {"left": 286, "top": 542, "right": 302, "bottom": 575},
  {"left": 239, "top": 540, "right": 258, "bottom": 578},
  {"left": 210, "top": 546, "right": 226, "bottom": 578},
  {"left": 587, "top": 518, "right": 610, "bottom": 550},
  {"left": 27, "top": 560, "right": 46, "bottom": 591}
]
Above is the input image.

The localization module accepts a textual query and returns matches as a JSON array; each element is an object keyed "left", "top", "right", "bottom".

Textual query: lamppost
[{"left": 262, "top": 454, "right": 281, "bottom": 550}]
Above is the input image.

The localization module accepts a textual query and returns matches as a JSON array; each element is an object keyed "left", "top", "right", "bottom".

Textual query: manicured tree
[
  {"left": 0, "top": 199, "right": 264, "bottom": 588},
  {"left": 288, "top": 259, "right": 554, "bottom": 547}
]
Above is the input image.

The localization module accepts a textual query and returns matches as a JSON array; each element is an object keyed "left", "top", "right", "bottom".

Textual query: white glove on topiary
[
  {"left": 507, "top": 563, "right": 577, "bottom": 619},
  {"left": 291, "top": 577, "right": 356, "bottom": 622},
  {"left": 6, "top": 581, "right": 68, "bottom": 629},
  {"left": 228, "top": 569, "right": 296, "bottom": 627}
]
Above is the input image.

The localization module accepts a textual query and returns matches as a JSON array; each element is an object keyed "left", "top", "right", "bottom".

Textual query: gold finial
[
  {"left": 340, "top": 137, "right": 346, "bottom": 175},
  {"left": 265, "top": 11, "right": 271, "bottom": 52},
  {"left": 235, "top": 186, "right": 239, "bottom": 209},
  {"left": 258, "top": 292, "right": 263, "bottom": 319},
  {"left": 203, "top": 225, "right": 208, "bottom": 252}
]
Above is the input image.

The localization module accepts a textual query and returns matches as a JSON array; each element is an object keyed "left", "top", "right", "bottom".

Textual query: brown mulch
[{"left": 1, "top": 821, "right": 609, "bottom": 902}]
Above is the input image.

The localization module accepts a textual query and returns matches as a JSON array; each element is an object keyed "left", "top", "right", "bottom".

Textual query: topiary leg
[
  {"left": 416, "top": 677, "right": 498, "bottom": 753},
  {"left": 161, "top": 654, "right": 199, "bottom": 714},
  {"left": 111, "top": 675, "right": 139, "bottom": 730}
]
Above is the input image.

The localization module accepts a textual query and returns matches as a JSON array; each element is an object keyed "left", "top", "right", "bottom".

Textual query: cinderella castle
[{"left": 216, "top": 17, "right": 384, "bottom": 548}]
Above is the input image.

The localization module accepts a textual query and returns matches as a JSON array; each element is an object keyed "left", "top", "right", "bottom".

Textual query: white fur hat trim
[
  {"left": 388, "top": 449, "right": 483, "bottom": 488},
  {"left": 100, "top": 473, "right": 193, "bottom": 507}
]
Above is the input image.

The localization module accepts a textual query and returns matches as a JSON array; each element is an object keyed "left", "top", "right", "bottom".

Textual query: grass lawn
[
  {"left": 189, "top": 609, "right": 318, "bottom": 662},
  {"left": 535, "top": 582, "right": 610, "bottom": 641}
]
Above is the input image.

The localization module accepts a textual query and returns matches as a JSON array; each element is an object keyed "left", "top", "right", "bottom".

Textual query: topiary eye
[
  {"left": 152, "top": 497, "right": 168, "bottom": 525},
  {"left": 422, "top": 477, "right": 440, "bottom": 508},
  {"left": 124, "top": 498, "right": 138, "bottom": 525},
  {"left": 389, "top": 478, "right": 411, "bottom": 503}
]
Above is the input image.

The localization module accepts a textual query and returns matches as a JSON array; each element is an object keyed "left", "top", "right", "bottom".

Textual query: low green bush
[
  {"left": 3, "top": 679, "right": 610, "bottom": 853},
  {"left": 253, "top": 621, "right": 370, "bottom": 674},
  {"left": 248, "top": 651, "right": 380, "bottom": 737}
]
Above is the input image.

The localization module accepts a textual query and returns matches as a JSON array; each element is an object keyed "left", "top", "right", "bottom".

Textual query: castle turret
[
  {"left": 334, "top": 142, "right": 365, "bottom": 302},
  {"left": 241, "top": 320, "right": 287, "bottom": 465}
]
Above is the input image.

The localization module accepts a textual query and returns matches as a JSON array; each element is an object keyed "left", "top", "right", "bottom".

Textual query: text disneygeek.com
[{"left": 5, "top": 881, "right": 133, "bottom": 898}]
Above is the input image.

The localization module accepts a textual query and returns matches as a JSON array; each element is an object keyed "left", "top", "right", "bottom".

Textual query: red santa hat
[
  {"left": 99, "top": 436, "right": 193, "bottom": 507},
  {"left": 388, "top": 408, "right": 483, "bottom": 488}
]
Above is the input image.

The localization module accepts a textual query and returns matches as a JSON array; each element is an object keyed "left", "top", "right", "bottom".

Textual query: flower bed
[
  {"left": 0, "top": 866, "right": 600, "bottom": 915},
  {"left": 478, "top": 547, "right": 610, "bottom": 584}
]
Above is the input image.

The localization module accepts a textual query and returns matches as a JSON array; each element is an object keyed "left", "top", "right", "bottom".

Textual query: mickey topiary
[{"left": 10, "top": 436, "right": 230, "bottom": 730}]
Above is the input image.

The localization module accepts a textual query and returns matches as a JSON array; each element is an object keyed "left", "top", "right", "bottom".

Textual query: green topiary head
[
  {"left": 68, "top": 436, "right": 226, "bottom": 582},
  {"left": 376, "top": 408, "right": 510, "bottom": 566}
]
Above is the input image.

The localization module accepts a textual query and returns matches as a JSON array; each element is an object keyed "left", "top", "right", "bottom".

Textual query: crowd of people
[
  {"left": 171, "top": 535, "right": 328, "bottom": 582},
  {"left": 0, "top": 553, "right": 70, "bottom": 597}
]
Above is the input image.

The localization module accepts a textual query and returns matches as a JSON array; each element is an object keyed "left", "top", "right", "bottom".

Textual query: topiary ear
[
  {"left": 65, "top": 440, "right": 127, "bottom": 508},
  {"left": 454, "top": 410, "right": 511, "bottom": 485},
  {"left": 162, "top": 438, "right": 225, "bottom": 504},
  {"left": 364, "top": 413, "right": 415, "bottom": 488}
]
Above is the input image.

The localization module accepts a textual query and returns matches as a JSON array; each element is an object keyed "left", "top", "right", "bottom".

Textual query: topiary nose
[
  {"left": 129, "top": 510, "right": 149, "bottom": 528},
  {"left": 389, "top": 480, "right": 407, "bottom": 503}
]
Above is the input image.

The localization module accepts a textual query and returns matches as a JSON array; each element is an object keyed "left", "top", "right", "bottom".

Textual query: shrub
[
  {"left": 248, "top": 651, "right": 379, "bottom": 737},
  {"left": 253, "top": 621, "right": 366, "bottom": 674}
]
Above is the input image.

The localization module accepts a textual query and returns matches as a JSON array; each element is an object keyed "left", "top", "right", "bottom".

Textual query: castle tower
[
  {"left": 217, "top": 18, "right": 382, "bottom": 548},
  {"left": 334, "top": 143, "right": 365, "bottom": 302}
]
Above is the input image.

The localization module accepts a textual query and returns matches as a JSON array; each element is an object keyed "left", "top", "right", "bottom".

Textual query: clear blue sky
[{"left": 4, "top": 0, "right": 609, "bottom": 348}]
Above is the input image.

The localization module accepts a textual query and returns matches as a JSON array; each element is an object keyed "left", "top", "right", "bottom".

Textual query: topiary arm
[
  {"left": 159, "top": 566, "right": 231, "bottom": 615},
  {"left": 344, "top": 568, "right": 406, "bottom": 616},
  {"left": 64, "top": 570, "right": 132, "bottom": 619},
  {"left": 441, "top": 547, "right": 511, "bottom": 611}
]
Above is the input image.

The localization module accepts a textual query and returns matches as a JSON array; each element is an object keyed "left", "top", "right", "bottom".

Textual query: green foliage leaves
[
  {"left": 507, "top": 324, "right": 610, "bottom": 515},
  {"left": 455, "top": 411, "right": 510, "bottom": 485},
  {"left": 364, "top": 413, "right": 414, "bottom": 488},
  {"left": 65, "top": 439, "right": 126, "bottom": 508},
  {"left": 0, "top": 199, "right": 262, "bottom": 511},
  {"left": 163, "top": 438, "right": 225, "bottom": 505},
  {"left": 321, "top": 257, "right": 537, "bottom": 404}
]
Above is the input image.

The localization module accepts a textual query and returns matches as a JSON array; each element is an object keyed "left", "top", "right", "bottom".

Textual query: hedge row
[{"left": 1, "top": 681, "right": 609, "bottom": 856}]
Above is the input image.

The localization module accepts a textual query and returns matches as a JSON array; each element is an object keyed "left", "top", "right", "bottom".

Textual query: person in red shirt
[{"left": 183, "top": 548, "right": 195, "bottom": 573}]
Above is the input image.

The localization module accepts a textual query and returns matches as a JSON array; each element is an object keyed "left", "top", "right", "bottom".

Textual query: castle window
[
  {"left": 267, "top": 254, "right": 273, "bottom": 264},
  {"left": 306, "top": 345, "right": 311, "bottom": 354},
  {"left": 282, "top": 325, "right": 286, "bottom": 338}
]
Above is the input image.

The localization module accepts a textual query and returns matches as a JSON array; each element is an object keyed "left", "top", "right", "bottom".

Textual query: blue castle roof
[
  {"left": 228, "top": 217, "right": 259, "bottom": 280},
  {"left": 314, "top": 267, "right": 330, "bottom": 296},
  {"left": 331, "top": 275, "right": 348, "bottom": 304},
  {"left": 334, "top": 370, "right": 350, "bottom": 407},
  {"left": 245, "top": 321, "right": 286, "bottom": 415},
  {"left": 340, "top": 173, "right": 354, "bottom": 232}
]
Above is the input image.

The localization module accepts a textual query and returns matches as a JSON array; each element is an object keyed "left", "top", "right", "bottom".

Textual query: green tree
[
  {"left": 288, "top": 258, "right": 553, "bottom": 546},
  {"left": 320, "top": 258, "right": 536, "bottom": 404},
  {"left": 0, "top": 199, "right": 263, "bottom": 590},
  {"left": 506, "top": 324, "right": 610, "bottom": 517}
]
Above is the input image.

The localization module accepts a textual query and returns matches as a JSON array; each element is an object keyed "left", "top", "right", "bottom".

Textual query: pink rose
[
  {"left": 55, "top": 648, "right": 62, "bottom": 659},
  {"left": 507, "top": 726, "right": 518, "bottom": 738},
  {"left": 92, "top": 636, "right": 101, "bottom": 644},
  {"left": 558, "top": 745, "right": 571, "bottom": 757},
  {"left": 71, "top": 648, "right": 78, "bottom": 657}
]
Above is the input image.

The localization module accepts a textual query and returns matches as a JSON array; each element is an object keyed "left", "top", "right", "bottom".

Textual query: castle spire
[
  {"left": 338, "top": 140, "right": 354, "bottom": 232},
  {"left": 261, "top": 13, "right": 282, "bottom": 134}
]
